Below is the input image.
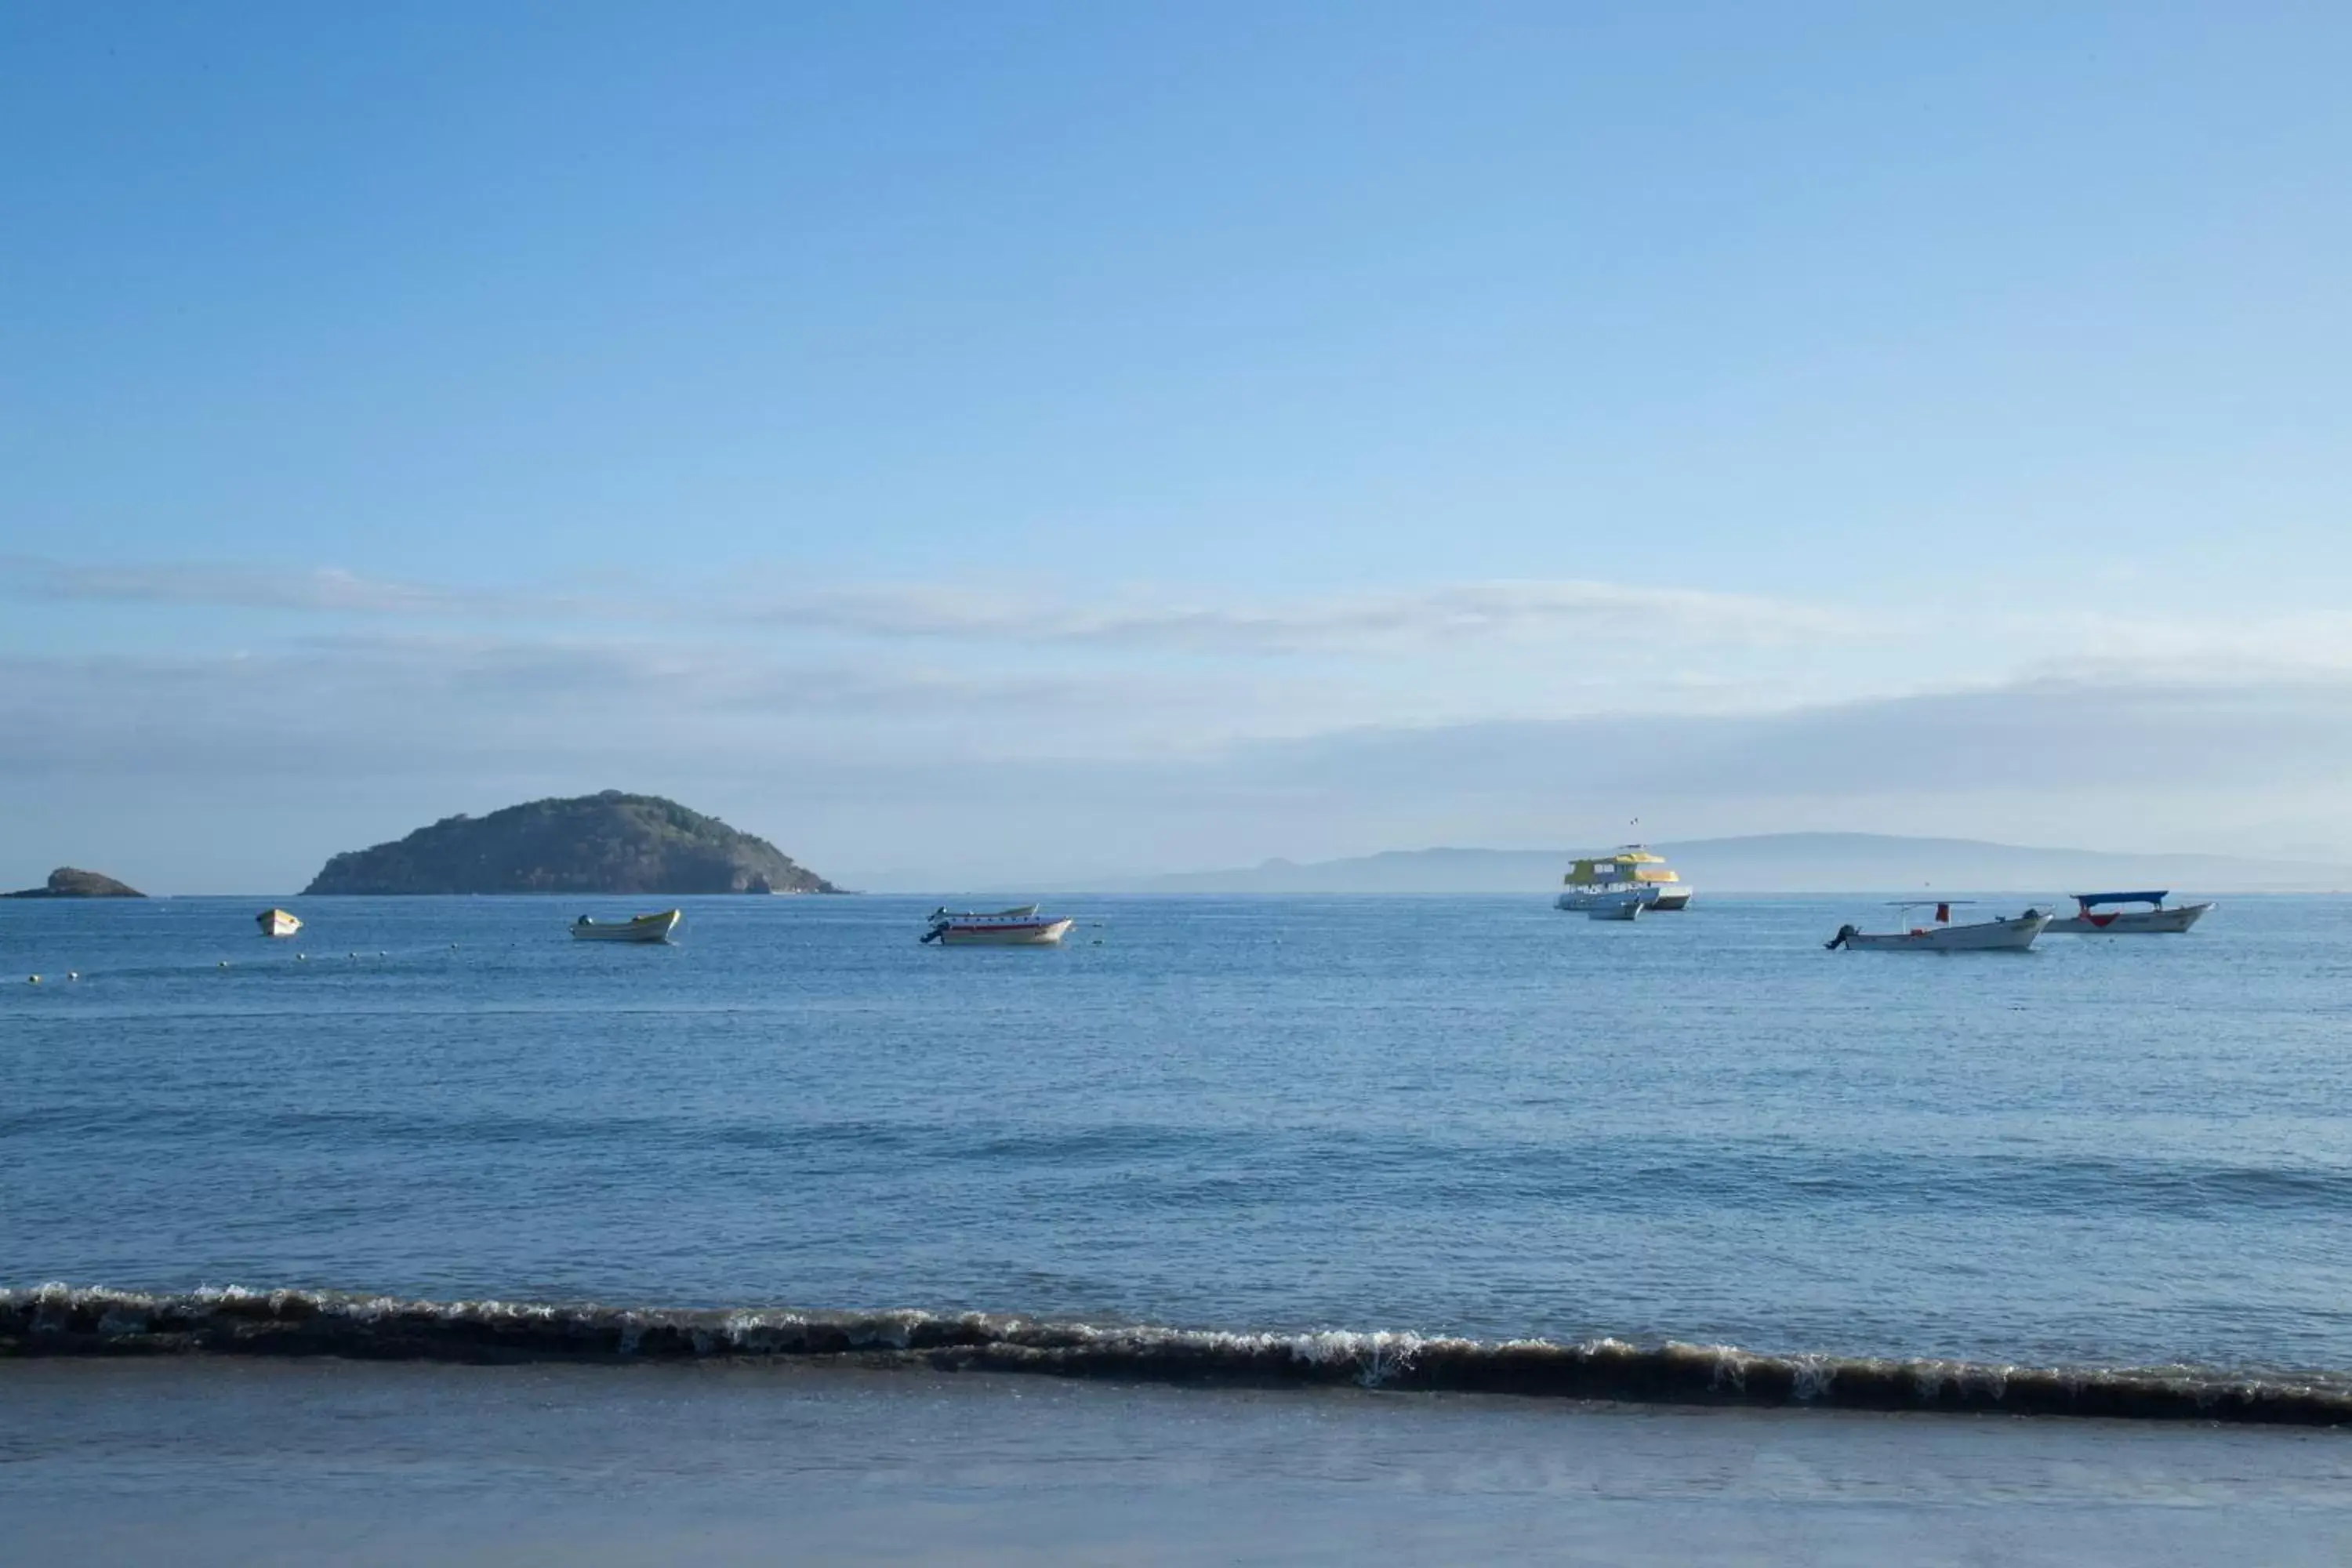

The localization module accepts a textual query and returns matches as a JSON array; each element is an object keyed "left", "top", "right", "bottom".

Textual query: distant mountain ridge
[
  {"left": 1115, "top": 833, "right": 2350, "bottom": 895},
  {"left": 303, "top": 791, "right": 841, "bottom": 895}
]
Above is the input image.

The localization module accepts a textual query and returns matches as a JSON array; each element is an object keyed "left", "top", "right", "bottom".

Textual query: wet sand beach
[{"left": 6, "top": 1359, "right": 2349, "bottom": 1566}]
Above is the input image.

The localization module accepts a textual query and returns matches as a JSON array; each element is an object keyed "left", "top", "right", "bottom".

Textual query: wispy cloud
[
  {"left": 743, "top": 579, "right": 1860, "bottom": 652},
  {"left": 41, "top": 552, "right": 2352, "bottom": 676},
  {"left": 0, "top": 554, "right": 1853, "bottom": 654},
  {"left": 1229, "top": 672, "right": 2352, "bottom": 808},
  {"left": 8, "top": 633, "right": 2348, "bottom": 804},
  {"left": 1997, "top": 611, "right": 2352, "bottom": 674},
  {"left": 0, "top": 634, "right": 1213, "bottom": 781},
  {"left": 0, "top": 555, "right": 526, "bottom": 617}
]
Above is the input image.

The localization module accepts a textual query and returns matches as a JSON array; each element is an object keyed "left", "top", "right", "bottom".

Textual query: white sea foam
[{"left": 5, "top": 1283, "right": 2349, "bottom": 1428}]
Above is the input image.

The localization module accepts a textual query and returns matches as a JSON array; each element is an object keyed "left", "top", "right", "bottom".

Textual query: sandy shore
[{"left": 5, "top": 1359, "right": 2350, "bottom": 1564}]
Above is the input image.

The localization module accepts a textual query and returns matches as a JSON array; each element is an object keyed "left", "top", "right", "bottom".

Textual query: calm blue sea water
[{"left": 6, "top": 893, "right": 2351, "bottom": 1375}]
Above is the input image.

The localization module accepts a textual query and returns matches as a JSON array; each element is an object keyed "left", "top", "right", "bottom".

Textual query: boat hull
[
  {"left": 1587, "top": 898, "right": 1642, "bottom": 921},
  {"left": 572, "top": 910, "right": 682, "bottom": 943},
  {"left": 1838, "top": 914, "right": 2051, "bottom": 952},
  {"left": 257, "top": 909, "right": 300, "bottom": 939},
  {"left": 1559, "top": 887, "right": 1664, "bottom": 912},
  {"left": 931, "top": 918, "right": 1074, "bottom": 946},
  {"left": 2046, "top": 902, "right": 2212, "bottom": 935}
]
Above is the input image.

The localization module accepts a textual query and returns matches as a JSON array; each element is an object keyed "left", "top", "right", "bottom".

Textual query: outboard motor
[{"left": 1824, "top": 924, "right": 1857, "bottom": 950}]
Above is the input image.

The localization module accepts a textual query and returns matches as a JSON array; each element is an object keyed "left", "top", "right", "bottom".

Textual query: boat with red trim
[
  {"left": 2045, "top": 891, "right": 2213, "bottom": 935},
  {"left": 920, "top": 905, "right": 1074, "bottom": 946}
]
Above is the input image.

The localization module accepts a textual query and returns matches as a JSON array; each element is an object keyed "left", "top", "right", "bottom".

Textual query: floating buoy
[
  {"left": 296, "top": 953, "right": 307, "bottom": 961},
  {"left": 27, "top": 975, "right": 38, "bottom": 985},
  {"left": 348, "top": 952, "right": 358, "bottom": 959},
  {"left": 218, "top": 960, "right": 229, "bottom": 968},
  {"left": 67, "top": 971, "right": 80, "bottom": 981}
]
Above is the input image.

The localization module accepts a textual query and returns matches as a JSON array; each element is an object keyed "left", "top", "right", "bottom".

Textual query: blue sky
[{"left": 5, "top": 2, "right": 2350, "bottom": 890}]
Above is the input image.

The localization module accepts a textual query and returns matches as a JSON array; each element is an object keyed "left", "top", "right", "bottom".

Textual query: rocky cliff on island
[
  {"left": 3, "top": 867, "right": 147, "bottom": 898},
  {"left": 302, "top": 792, "right": 842, "bottom": 895}
]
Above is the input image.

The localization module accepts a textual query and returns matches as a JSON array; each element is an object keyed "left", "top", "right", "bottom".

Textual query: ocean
[{"left": 6, "top": 893, "right": 2352, "bottom": 1560}]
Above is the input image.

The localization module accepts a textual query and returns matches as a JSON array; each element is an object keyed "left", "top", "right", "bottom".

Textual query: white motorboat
[
  {"left": 1555, "top": 846, "right": 1693, "bottom": 912},
  {"left": 256, "top": 908, "right": 301, "bottom": 938},
  {"left": 2044, "top": 891, "right": 2214, "bottom": 935},
  {"left": 572, "top": 909, "right": 682, "bottom": 943},
  {"left": 920, "top": 905, "right": 1074, "bottom": 946},
  {"left": 1825, "top": 901, "right": 2052, "bottom": 953}
]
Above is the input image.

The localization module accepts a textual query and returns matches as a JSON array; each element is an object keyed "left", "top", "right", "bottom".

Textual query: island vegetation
[
  {"left": 302, "top": 791, "right": 842, "bottom": 895},
  {"left": 2, "top": 867, "right": 147, "bottom": 898}
]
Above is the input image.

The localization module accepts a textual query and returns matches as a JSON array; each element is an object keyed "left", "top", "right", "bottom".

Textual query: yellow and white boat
[
  {"left": 1555, "top": 847, "right": 1693, "bottom": 913},
  {"left": 256, "top": 908, "right": 302, "bottom": 938},
  {"left": 571, "top": 909, "right": 682, "bottom": 943}
]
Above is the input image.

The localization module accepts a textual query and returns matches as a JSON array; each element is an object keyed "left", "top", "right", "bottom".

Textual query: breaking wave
[{"left": 6, "top": 1283, "right": 2348, "bottom": 1427}]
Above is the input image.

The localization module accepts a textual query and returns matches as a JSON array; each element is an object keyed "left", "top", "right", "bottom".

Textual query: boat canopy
[
  {"left": 1565, "top": 847, "right": 1682, "bottom": 887},
  {"left": 2071, "top": 891, "right": 2167, "bottom": 908}
]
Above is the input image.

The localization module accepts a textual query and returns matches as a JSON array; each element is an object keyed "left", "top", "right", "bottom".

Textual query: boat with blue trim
[{"left": 2044, "top": 891, "right": 2213, "bottom": 935}]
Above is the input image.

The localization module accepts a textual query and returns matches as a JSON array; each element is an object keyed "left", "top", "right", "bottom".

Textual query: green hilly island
[{"left": 303, "top": 792, "right": 841, "bottom": 895}]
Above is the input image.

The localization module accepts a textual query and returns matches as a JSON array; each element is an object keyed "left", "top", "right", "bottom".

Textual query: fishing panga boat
[
  {"left": 256, "top": 908, "right": 301, "bottom": 938},
  {"left": 1825, "top": 901, "right": 2052, "bottom": 953},
  {"left": 2044, "top": 891, "right": 2214, "bottom": 935},
  {"left": 1586, "top": 891, "right": 1646, "bottom": 922},
  {"left": 921, "top": 905, "right": 1074, "bottom": 946},
  {"left": 571, "top": 909, "right": 682, "bottom": 943},
  {"left": 1556, "top": 846, "right": 1692, "bottom": 913}
]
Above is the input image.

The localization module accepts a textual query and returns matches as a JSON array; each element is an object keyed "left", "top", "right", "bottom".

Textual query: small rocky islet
[{"left": 3, "top": 867, "right": 145, "bottom": 899}]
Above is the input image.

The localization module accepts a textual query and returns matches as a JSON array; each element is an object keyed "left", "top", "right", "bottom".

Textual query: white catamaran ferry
[{"left": 1555, "top": 846, "right": 1693, "bottom": 913}]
